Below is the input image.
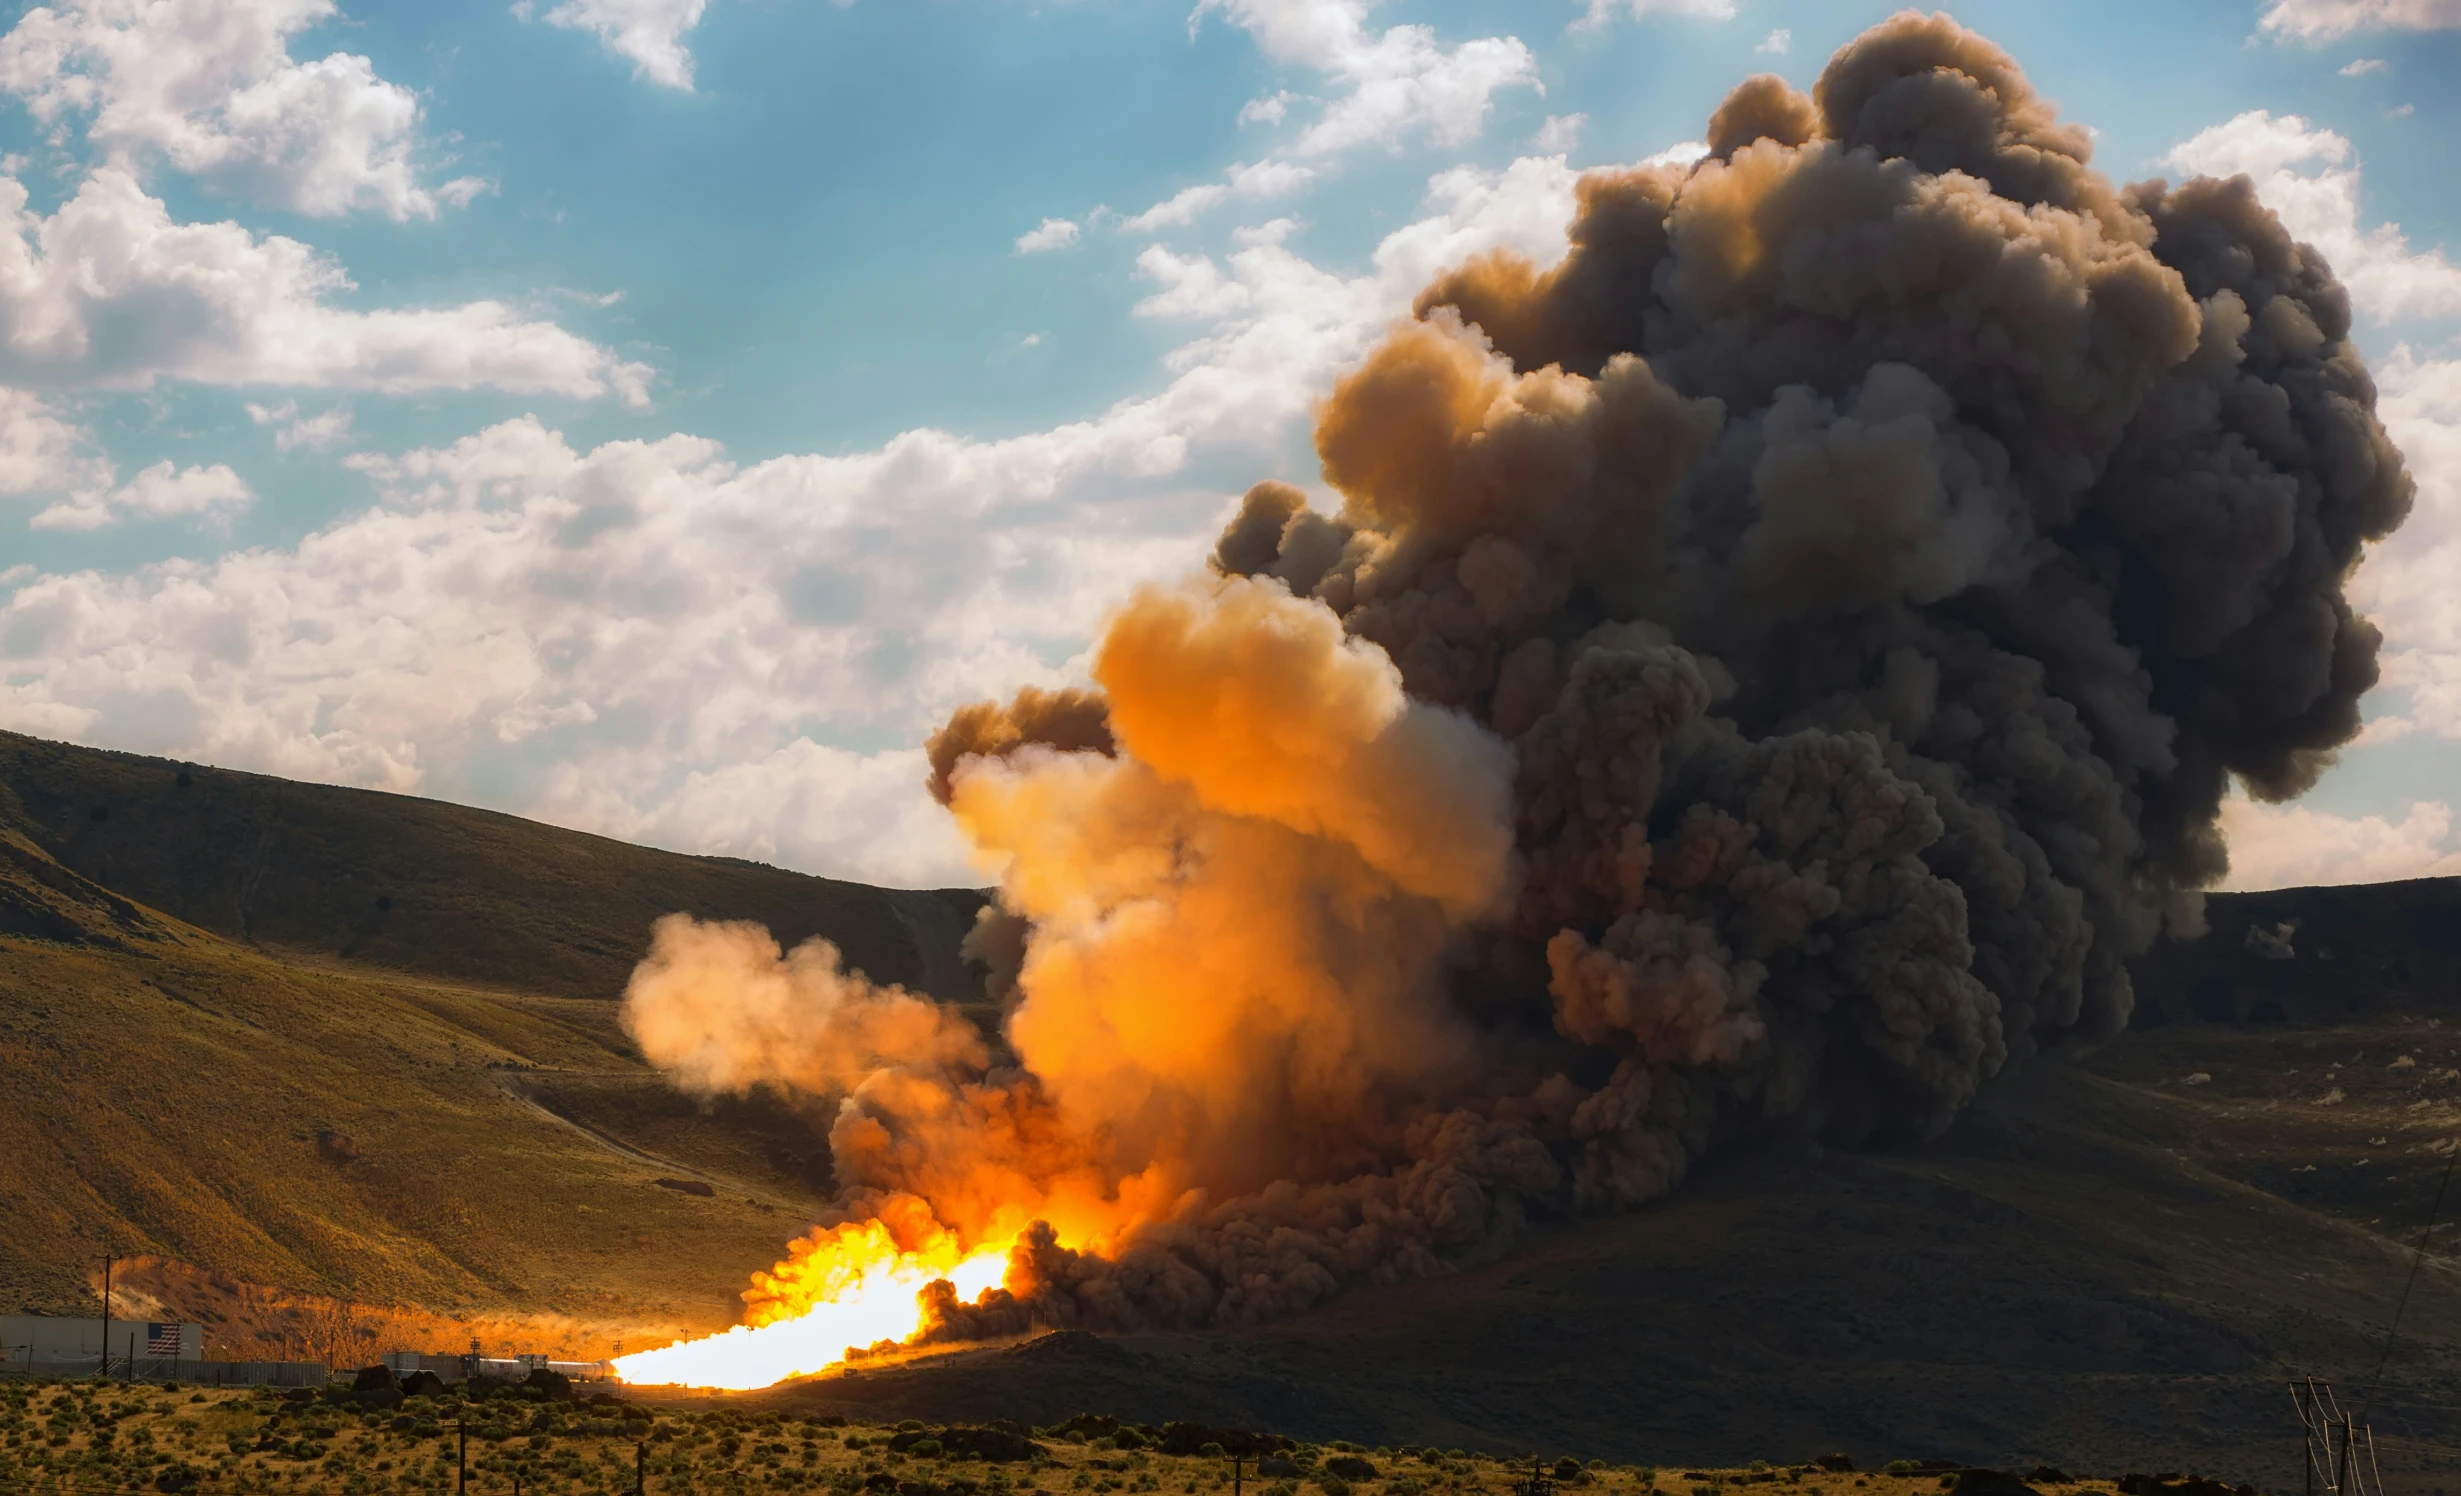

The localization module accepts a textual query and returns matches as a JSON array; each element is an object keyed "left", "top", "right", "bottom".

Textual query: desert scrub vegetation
[{"left": 0, "top": 1380, "right": 2182, "bottom": 1496}]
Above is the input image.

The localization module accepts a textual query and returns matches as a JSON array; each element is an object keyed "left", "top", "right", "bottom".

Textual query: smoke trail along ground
[{"left": 612, "top": 10, "right": 2412, "bottom": 1387}]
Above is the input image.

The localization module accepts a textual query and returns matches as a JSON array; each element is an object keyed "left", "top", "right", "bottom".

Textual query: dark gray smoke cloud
[{"left": 638, "top": 11, "right": 2415, "bottom": 1347}]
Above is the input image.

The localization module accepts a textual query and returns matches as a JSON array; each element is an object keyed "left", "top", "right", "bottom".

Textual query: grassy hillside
[
  {"left": 7, "top": 724, "right": 2461, "bottom": 1481},
  {"left": 0, "top": 818, "right": 852, "bottom": 1348},
  {"left": 0, "top": 730, "right": 987, "bottom": 1004},
  {"left": 0, "top": 730, "right": 998, "bottom": 1350}
]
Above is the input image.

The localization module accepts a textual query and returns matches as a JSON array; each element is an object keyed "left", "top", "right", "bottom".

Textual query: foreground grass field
[{"left": 0, "top": 1379, "right": 2211, "bottom": 1496}]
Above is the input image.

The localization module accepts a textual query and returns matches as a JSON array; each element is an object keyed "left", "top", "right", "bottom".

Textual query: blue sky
[{"left": 0, "top": 0, "right": 2456, "bottom": 889}]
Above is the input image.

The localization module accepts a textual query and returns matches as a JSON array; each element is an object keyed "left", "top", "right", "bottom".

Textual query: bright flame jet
[{"left": 613, "top": 1224, "right": 1012, "bottom": 1390}]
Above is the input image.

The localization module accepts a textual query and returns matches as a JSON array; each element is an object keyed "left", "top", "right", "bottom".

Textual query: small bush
[{"left": 1885, "top": 1466, "right": 1922, "bottom": 1478}]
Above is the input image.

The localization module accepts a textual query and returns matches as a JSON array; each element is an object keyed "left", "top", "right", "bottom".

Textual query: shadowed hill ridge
[{"left": 0, "top": 730, "right": 986, "bottom": 1003}]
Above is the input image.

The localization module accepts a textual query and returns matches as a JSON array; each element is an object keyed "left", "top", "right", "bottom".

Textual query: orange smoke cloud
[
  {"left": 617, "top": 10, "right": 2415, "bottom": 1388},
  {"left": 624, "top": 918, "right": 987, "bottom": 1097},
  {"left": 619, "top": 576, "right": 1520, "bottom": 1381}
]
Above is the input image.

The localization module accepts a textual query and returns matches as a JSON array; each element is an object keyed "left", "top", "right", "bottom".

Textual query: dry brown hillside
[
  {"left": 0, "top": 729, "right": 986, "bottom": 1003},
  {"left": 6, "top": 728, "right": 2461, "bottom": 1483},
  {"left": 0, "top": 732, "right": 987, "bottom": 1353}
]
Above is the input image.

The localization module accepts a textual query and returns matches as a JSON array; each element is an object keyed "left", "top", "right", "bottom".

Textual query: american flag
[{"left": 145, "top": 1324, "right": 181, "bottom": 1356}]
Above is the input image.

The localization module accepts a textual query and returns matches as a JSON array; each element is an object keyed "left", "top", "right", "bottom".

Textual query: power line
[{"left": 2359, "top": 1135, "right": 2461, "bottom": 1425}]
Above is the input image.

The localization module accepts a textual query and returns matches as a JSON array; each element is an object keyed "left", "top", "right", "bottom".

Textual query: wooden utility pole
[
  {"left": 96, "top": 1254, "right": 116, "bottom": 1380},
  {"left": 2291, "top": 1377, "right": 2383, "bottom": 1496},
  {"left": 1230, "top": 1452, "right": 1245, "bottom": 1496}
]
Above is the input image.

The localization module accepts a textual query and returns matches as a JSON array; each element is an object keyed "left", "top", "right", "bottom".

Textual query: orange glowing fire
[
  {"left": 611, "top": 1216, "right": 1014, "bottom": 1390},
  {"left": 609, "top": 574, "right": 1515, "bottom": 1392}
]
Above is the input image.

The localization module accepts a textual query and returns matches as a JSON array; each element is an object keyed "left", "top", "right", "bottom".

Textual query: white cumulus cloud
[
  {"left": 1532, "top": 112, "right": 1584, "bottom": 154},
  {"left": 0, "top": 0, "right": 485, "bottom": 220},
  {"left": 1014, "top": 217, "right": 1082, "bottom": 254},
  {"left": 0, "top": 389, "right": 108, "bottom": 496},
  {"left": 30, "top": 457, "right": 251, "bottom": 530},
  {"left": 1756, "top": 27, "right": 1791, "bottom": 53},
  {"left": 245, "top": 397, "right": 352, "bottom": 451},
  {"left": 2158, "top": 103, "right": 2461, "bottom": 890},
  {"left": 532, "top": 0, "right": 708, "bottom": 91},
  {"left": 0, "top": 169, "right": 652, "bottom": 401},
  {"left": 1199, "top": 0, "right": 1538, "bottom": 158},
  {"left": 1239, "top": 90, "right": 1296, "bottom": 127},
  {"left": 0, "top": 387, "right": 253, "bottom": 530},
  {"left": 1130, "top": 0, "right": 1534, "bottom": 234},
  {"left": 2164, "top": 110, "right": 2461, "bottom": 323},
  {"left": 0, "top": 151, "right": 1588, "bottom": 884},
  {"left": 1121, "top": 160, "right": 1317, "bottom": 234},
  {"left": 1576, "top": 0, "right": 1737, "bottom": 31},
  {"left": 2220, "top": 796, "right": 2461, "bottom": 890},
  {"left": 2351, "top": 347, "right": 2461, "bottom": 741},
  {"left": 2257, "top": 0, "right": 2461, "bottom": 43},
  {"left": 2340, "top": 55, "right": 2390, "bottom": 73},
  {"left": 1131, "top": 245, "right": 1252, "bottom": 321}
]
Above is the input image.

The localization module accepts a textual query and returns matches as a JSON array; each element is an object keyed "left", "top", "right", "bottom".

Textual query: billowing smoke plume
[{"left": 626, "top": 13, "right": 2413, "bottom": 1344}]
